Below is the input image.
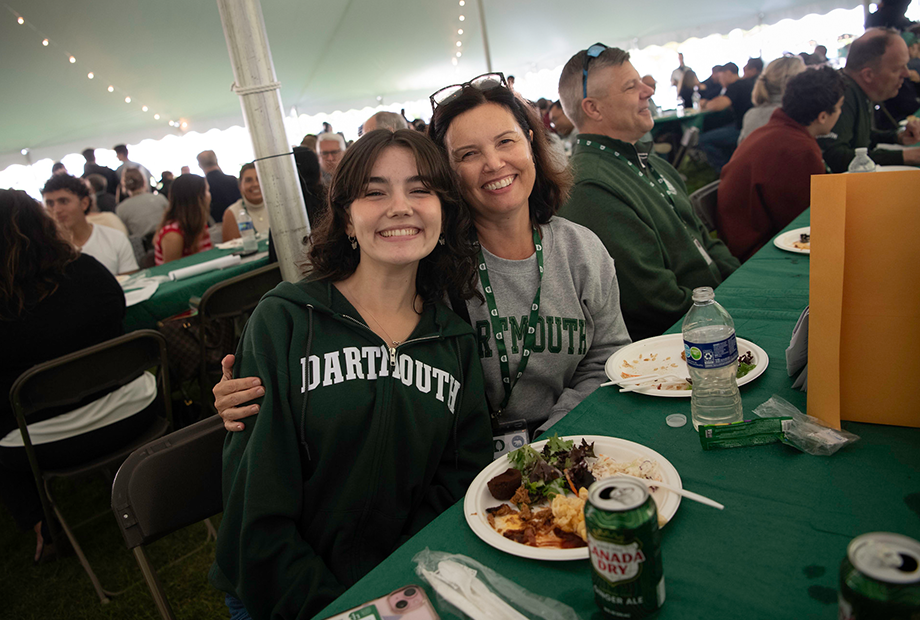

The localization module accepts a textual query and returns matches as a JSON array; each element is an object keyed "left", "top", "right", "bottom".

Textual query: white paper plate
[
  {"left": 604, "top": 333, "right": 768, "bottom": 398},
  {"left": 773, "top": 226, "right": 810, "bottom": 254},
  {"left": 463, "top": 435, "right": 681, "bottom": 561}
]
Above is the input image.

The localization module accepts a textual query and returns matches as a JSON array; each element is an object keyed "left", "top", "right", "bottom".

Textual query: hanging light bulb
[
  {"left": 69, "top": 56, "right": 76, "bottom": 63},
  {"left": 142, "top": 105, "right": 148, "bottom": 112},
  {"left": 17, "top": 16, "right": 24, "bottom": 24},
  {"left": 459, "top": 0, "right": 465, "bottom": 5},
  {"left": 456, "top": 41, "right": 462, "bottom": 47},
  {"left": 180, "top": 121, "right": 188, "bottom": 129},
  {"left": 107, "top": 85, "right": 114, "bottom": 92},
  {"left": 452, "top": 57, "right": 458, "bottom": 66},
  {"left": 459, "top": 15, "right": 465, "bottom": 21},
  {"left": 87, "top": 72, "right": 94, "bottom": 79},
  {"left": 42, "top": 39, "right": 49, "bottom": 46},
  {"left": 458, "top": 29, "right": 463, "bottom": 34},
  {"left": 125, "top": 96, "right": 131, "bottom": 103},
  {"left": 456, "top": 52, "right": 462, "bottom": 57},
  {"left": 154, "top": 114, "right": 160, "bottom": 120}
]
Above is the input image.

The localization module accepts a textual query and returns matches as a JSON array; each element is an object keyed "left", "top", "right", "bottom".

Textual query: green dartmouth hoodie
[{"left": 209, "top": 278, "right": 492, "bottom": 619}]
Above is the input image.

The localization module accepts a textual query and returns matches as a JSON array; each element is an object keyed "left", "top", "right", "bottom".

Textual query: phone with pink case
[{"left": 322, "top": 585, "right": 439, "bottom": 620}]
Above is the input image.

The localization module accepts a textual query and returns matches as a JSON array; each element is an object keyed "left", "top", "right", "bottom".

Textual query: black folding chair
[
  {"left": 9, "top": 329, "right": 173, "bottom": 603},
  {"left": 111, "top": 414, "right": 226, "bottom": 620},
  {"left": 689, "top": 179, "right": 720, "bottom": 234},
  {"left": 197, "top": 263, "right": 282, "bottom": 413}
]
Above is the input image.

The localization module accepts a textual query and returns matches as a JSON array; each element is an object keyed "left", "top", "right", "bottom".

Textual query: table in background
[
  {"left": 316, "top": 210, "right": 920, "bottom": 619},
  {"left": 651, "top": 108, "right": 733, "bottom": 140},
  {"left": 124, "top": 238, "right": 270, "bottom": 331}
]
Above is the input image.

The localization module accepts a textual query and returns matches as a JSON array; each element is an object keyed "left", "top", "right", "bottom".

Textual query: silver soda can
[
  {"left": 585, "top": 477, "right": 665, "bottom": 618},
  {"left": 839, "top": 532, "right": 920, "bottom": 619}
]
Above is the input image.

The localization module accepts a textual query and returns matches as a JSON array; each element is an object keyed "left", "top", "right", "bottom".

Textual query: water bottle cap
[
  {"left": 692, "top": 287, "right": 714, "bottom": 302},
  {"left": 855, "top": 147, "right": 868, "bottom": 156},
  {"left": 666, "top": 414, "right": 687, "bottom": 428}
]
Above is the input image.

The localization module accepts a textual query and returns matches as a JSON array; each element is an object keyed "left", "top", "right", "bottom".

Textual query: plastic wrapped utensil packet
[
  {"left": 751, "top": 395, "right": 859, "bottom": 456},
  {"left": 412, "top": 549, "right": 579, "bottom": 620}
]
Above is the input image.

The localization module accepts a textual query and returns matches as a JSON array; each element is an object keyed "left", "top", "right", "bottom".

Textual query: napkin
[
  {"left": 124, "top": 281, "right": 159, "bottom": 307},
  {"left": 786, "top": 306, "right": 808, "bottom": 392},
  {"left": 167, "top": 255, "right": 241, "bottom": 281}
]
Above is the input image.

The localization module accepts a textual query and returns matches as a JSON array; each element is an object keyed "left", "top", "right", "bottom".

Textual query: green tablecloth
[
  {"left": 316, "top": 211, "right": 920, "bottom": 619},
  {"left": 124, "top": 238, "right": 270, "bottom": 331}
]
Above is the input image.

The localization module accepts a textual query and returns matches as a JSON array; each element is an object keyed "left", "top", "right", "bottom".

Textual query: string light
[
  {"left": 458, "top": 29, "right": 463, "bottom": 34},
  {"left": 16, "top": 10, "right": 184, "bottom": 126},
  {"left": 452, "top": 58, "right": 458, "bottom": 66},
  {"left": 456, "top": 41, "right": 462, "bottom": 47},
  {"left": 456, "top": 52, "right": 462, "bottom": 57},
  {"left": 459, "top": 15, "right": 465, "bottom": 21},
  {"left": 459, "top": 0, "right": 465, "bottom": 5},
  {"left": 21, "top": 148, "right": 29, "bottom": 155}
]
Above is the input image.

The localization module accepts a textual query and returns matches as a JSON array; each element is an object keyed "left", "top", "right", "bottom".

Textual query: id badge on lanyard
[{"left": 493, "top": 418, "right": 530, "bottom": 460}]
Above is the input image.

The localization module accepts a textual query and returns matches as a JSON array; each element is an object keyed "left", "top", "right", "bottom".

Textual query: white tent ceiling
[{"left": 1, "top": 0, "right": 863, "bottom": 170}]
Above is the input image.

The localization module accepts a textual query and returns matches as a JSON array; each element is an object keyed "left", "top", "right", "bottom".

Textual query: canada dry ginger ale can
[
  {"left": 839, "top": 532, "right": 920, "bottom": 619},
  {"left": 585, "top": 477, "right": 665, "bottom": 618}
]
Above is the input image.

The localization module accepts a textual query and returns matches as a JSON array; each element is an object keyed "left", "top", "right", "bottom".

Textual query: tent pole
[
  {"left": 476, "top": 0, "right": 493, "bottom": 73},
  {"left": 216, "top": 0, "right": 309, "bottom": 283}
]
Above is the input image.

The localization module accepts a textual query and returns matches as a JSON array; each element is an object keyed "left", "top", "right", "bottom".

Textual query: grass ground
[{"left": 0, "top": 469, "right": 226, "bottom": 620}]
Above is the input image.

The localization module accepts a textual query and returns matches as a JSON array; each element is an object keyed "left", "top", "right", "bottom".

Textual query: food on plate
[
  {"left": 551, "top": 488, "right": 589, "bottom": 540},
  {"left": 484, "top": 436, "right": 665, "bottom": 548},
  {"left": 792, "top": 233, "right": 810, "bottom": 251},
  {"left": 486, "top": 468, "right": 522, "bottom": 501},
  {"left": 620, "top": 349, "right": 757, "bottom": 391}
]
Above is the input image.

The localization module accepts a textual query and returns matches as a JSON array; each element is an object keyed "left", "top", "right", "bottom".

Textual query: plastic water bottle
[
  {"left": 691, "top": 87, "right": 701, "bottom": 111},
  {"left": 847, "top": 147, "right": 877, "bottom": 173},
  {"left": 236, "top": 209, "right": 259, "bottom": 254},
  {"left": 682, "top": 287, "right": 743, "bottom": 429}
]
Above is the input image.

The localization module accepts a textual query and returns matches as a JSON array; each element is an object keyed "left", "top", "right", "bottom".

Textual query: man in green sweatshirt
[
  {"left": 557, "top": 44, "right": 740, "bottom": 341},
  {"left": 818, "top": 27, "right": 920, "bottom": 172}
]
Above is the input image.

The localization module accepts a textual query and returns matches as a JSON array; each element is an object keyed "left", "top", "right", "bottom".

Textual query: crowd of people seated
[{"left": 5, "top": 11, "right": 920, "bottom": 617}]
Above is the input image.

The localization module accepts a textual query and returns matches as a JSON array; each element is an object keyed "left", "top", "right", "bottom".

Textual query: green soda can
[
  {"left": 839, "top": 532, "right": 920, "bottom": 619},
  {"left": 585, "top": 477, "right": 665, "bottom": 619}
]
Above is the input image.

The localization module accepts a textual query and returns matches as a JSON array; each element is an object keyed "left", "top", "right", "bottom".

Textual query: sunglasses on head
[
  {"left": 583, "top": 43, "right": 609, "bottom": 99},
  {"left": 429, "top": 72, "right": 507, "bottom": 113}
]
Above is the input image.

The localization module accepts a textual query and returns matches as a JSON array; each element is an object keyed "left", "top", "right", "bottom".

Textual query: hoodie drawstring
[{"left": 299, "top": 305, "right": 314, "bottom": 461}]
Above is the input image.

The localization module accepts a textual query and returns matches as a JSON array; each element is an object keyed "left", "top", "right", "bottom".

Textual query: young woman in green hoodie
[{"left": 209, "top": 129, "right": 492, "bottom": 620}]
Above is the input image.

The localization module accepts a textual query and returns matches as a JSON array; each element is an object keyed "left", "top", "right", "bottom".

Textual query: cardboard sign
[{"left": 808, "top": 170, "right": 920, "bottom": 429}]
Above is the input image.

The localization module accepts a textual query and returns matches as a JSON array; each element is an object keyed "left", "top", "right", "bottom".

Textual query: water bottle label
[
  {"left": 238, "top": 221, "right": 254, "bottom": 232},
  {"left": 683, "top": 335, "right": 738, "bottom": 369}
]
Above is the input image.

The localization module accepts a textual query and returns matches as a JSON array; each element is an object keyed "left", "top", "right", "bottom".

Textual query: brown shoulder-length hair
[
  {"left": 307, "top": 129, "right": 481, "bottom": 305},
  {"left": 160, "top": 174, "right": 208, "bottom": 253},
  {"left": 427, "top": 82, "right": 572, "bottom": 225},
  {"left": 0, "top": 189, "right": 78, "bottom": 320}
]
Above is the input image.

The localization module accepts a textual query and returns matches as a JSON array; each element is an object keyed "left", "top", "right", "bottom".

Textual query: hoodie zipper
[{"left": 339, "top": 314, "right": 440, "bottom": 368}]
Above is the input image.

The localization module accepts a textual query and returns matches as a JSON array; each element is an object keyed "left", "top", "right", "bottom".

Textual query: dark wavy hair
[
  {"left": 307, "top": 129, "right": 481, "bottom": 305},
  {"left": 41, "top": 174, "right": 93, "bottom": 214},
  {"left": 783, "top": 66, "right": 846, "bottom": 126},
  {"left": 428, "top": 83, "right": 571, "bottom": 226},
  {"left": 0, "top": 189, "right": 78, "bottom": 320},
  {"left": 160, "top": 174, "right": 208, "bottom": 253}
]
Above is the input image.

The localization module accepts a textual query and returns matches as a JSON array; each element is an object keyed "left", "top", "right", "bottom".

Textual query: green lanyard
[
  {"left": 477, "top": 228, "right": 544, "bottom": 415},
  {"left": 579, "top": 138, "right": 715, "bottom": 265},
  {"left": 578, "top": 138, "right": 677, "bottom": 209}
]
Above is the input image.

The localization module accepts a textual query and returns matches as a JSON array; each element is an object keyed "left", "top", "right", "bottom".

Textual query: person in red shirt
[
  {"left": 716, "top": 66, "right": 845, "bottom": 262},
  {"left": 153, "top": 174, "right": 213, "bottom": 265}
]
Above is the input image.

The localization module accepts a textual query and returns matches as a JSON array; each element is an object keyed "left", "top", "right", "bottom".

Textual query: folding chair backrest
[
  {"left": 11, "top": 329, "right": 171, "bottom": 424},
  {"left": 689, "top": 179, "right": 720, "bottom": 233},
  {"left": 198, "top": 263, "right": 282, "bottom": 321},
  {"left": 112, "top": 414, "right": 226, "bottom": 549}
]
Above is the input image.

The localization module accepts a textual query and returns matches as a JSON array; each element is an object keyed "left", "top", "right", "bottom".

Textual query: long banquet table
[
  {"left": 123, "top": 238, "right": 270, "bottom": 331},
  {"left": 316, "top": 211, "right": 920, "bottom": 619}
]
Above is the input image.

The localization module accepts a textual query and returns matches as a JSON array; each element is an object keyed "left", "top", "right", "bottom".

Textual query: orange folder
[{"left": 809, "top": 170, "right": 920, "bottom": 429}]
